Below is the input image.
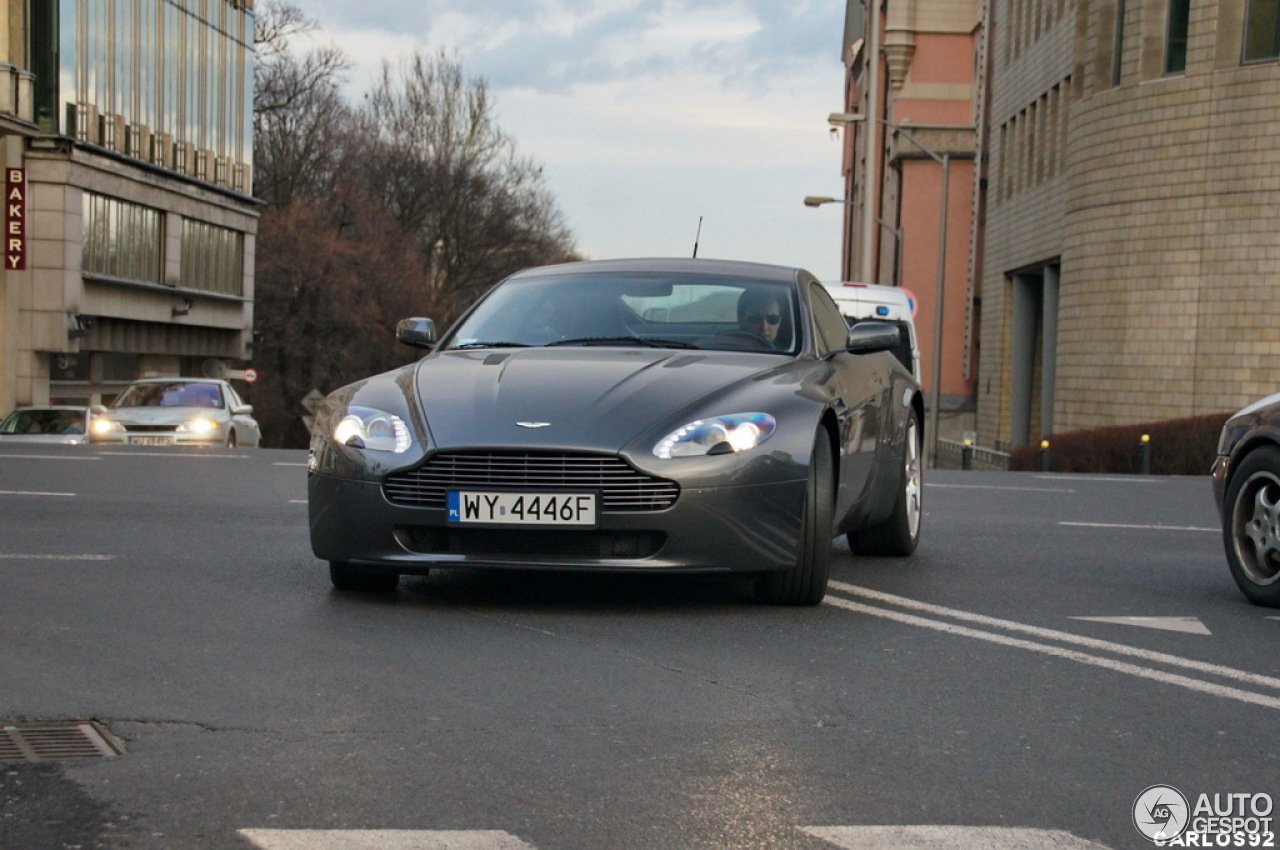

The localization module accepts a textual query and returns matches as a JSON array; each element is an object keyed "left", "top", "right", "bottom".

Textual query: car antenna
[{"left": 692, "top": 216, "right": 703, "bottom": 258}]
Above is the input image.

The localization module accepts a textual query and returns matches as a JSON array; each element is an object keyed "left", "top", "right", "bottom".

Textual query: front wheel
[
  {"left": 756, "top": 433, "right": 834, "bottom": 606},
  {"left": 330, "top": 561, "right": 400, "bottom": 593},
  {"left": 1223, "top": 446, "right": 1280, "bottom": 607},
  {"left": 848, "top": 408, "right": 922, "bottom": 556}
]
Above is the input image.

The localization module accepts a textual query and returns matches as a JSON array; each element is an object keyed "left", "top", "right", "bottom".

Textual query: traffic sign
[{"left": 243, "top": 368, "right": 258, "bottom": 384}]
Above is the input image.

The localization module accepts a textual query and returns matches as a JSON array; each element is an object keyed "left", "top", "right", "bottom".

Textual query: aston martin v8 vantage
[{"left": 308, "top": 258, "right": 924, "bottom": 605}]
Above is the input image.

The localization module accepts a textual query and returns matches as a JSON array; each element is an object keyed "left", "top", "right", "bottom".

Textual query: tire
[
  {"left": 756, "top": 432, "right": 834, "bottom": 606},
  {"left": 848, "top": 408, "right": 922, "bottom": 557},
  {"left": 1223, "top": 446, "right": 1280, "bottom": 607},
  {"left": 330, "top": 561, "right": 400, "bottom": 593}
]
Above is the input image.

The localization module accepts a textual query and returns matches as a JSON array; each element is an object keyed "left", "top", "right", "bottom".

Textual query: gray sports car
[{"left": 308, "top": 258, "right": 923, "bottom": 605}]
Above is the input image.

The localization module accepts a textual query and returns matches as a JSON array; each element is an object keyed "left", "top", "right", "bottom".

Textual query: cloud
[{"left": 293, "top": 0, "right": 842, "bottom": 95}]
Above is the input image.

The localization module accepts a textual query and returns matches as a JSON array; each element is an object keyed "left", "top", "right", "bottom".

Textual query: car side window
[{"left": 809, "top": 283, "right": 851, "bottom": 354}]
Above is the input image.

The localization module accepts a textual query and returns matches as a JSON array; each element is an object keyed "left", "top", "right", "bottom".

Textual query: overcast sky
[{"left": 288, "top": 0, "right": 849, "bottom": 280}]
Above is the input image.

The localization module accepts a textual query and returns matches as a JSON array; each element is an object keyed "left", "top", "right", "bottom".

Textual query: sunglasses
[{"left": 746, "top": 313, "right": 781, "bottom": 326}]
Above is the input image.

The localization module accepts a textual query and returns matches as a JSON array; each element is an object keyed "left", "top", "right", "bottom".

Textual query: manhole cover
[{"left": 0, "top": 721, "right": 123, "bottom": 763}]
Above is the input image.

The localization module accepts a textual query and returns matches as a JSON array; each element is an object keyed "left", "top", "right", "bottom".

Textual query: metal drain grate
[{"left": 0, "top": 721, "right": 122, "bottom": 763}]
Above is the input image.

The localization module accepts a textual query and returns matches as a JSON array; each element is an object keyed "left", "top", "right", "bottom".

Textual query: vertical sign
[{"left": 5, "top": 168, "right": 25, "bottom": 271}]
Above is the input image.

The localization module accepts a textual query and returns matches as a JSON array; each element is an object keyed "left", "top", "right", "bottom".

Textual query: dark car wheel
[
  {"left": 848, "top": 409, "right": 922, "bottom": 557},
  {"left": 756, "top": 432, "right": 834, "bottom": 606},
  {"left": 330, "top": 561, "right": 400, "bottom": 593},
  {"left": 1223, "top": 446, "right": 1280, "bottom": 607}
]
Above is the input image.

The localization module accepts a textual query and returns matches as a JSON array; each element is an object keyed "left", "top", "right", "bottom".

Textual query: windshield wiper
[
  {"left": 451, "top": 341, "right": 533, "bottom": 350},
  {"left": 545, "top": 336, "right": 698, "bottom": 349}
]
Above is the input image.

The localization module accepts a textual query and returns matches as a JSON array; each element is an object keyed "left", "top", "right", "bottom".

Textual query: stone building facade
[
  {"left": 979, "top": 0, "right": 1280, "bottom": 448},
  {"left": 0, "top": 0, "right": 258, "bottom": 414},
  {"left": 835, "top": 0, "right": 983, "bottom": 454}
]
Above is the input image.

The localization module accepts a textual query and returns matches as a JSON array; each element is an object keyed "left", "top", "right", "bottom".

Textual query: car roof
[
  {"left": 126, "top": 377, "right": 226, "bottom": 385},
  {"left": 508, "top": 257, "right": 811, "bottom": 284}
]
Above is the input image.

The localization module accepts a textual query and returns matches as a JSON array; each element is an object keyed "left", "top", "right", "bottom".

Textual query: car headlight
[
  {"left": 653, "top": 413, "right": 777, "bottom": 459},
  {"left": 333, "top": 406, "right": 412, "bottom": 453},
  {"left": 92, "top": 418, "right": 123, "bottom": 434},
  {"left": 178, "top": 417, "right": 221, "bottom": 434}
]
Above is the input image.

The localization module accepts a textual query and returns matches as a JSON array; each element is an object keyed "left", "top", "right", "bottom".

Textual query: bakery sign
[{"left": 5, "top": 168, "right": 24, "bottom": 270}]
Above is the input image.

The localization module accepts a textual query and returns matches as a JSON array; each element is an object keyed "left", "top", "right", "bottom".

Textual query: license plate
[
  {"left": 129, "top": 435, "right": 174, "bottom": 446},
  {"left": 447, "top": 491, "right": 597, "bottom": 526}
]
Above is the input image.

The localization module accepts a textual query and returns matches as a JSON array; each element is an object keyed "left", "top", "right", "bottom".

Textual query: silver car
[
  {"left": 90, "top": 378, "right": 261, "bottom": 448},
  {"left": 308, "top": 258, "right": 923, "bottom": 605},
  {"left": 0, "top": 405, "right": 105, "bottom": 445}
]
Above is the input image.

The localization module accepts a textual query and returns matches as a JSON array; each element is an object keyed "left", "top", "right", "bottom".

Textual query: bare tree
[{"left": 364, "top": 49, "right": 578, "bottom": 321}]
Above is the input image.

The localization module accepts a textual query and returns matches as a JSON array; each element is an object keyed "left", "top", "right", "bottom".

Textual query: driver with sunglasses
[{"left": 737, "top": 288, "right": 784, "bottom": 346}]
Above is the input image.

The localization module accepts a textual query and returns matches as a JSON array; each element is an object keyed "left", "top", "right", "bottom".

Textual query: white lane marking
[
  {"left": 0, "top": 453, "right": 100, "bottom": 461},
  {"left": 1034, "top": 474, "right": 1163, "bottom": 484},
  {"left": 0, "top": 554, "right": 114, "bottom": 561},
  {"left": 288, "top": 499, "right": 307, "bottom": 504},
  {"left": 927, "top": 483, "right": 1075, "bottom": 493},
  {"left": 273, "top": 462, "right": 308, "bottom": 467},
  {"left": 1060, "top": 521, "right": 1217, "bottom": 532},
  {"left": 828, "top": 582, "right": 1280, "bottom": 700},
  {"left": 1071, "top": 616, "right": 1212, "bottom": 635},
  {"left": 802, "top": 825, "right": 1113, "bottom": 849},
  {"left": 237, "top": 830, "right": 537, "bottom": 849},
  {"left": 826, "top": 595, "right": 1280, "bottom": 710},
  {"left": 98, "top": 452, "right": 251, "bottom": 459},
  {"left": 0, "top": 489, "right": 75, "bottom": 497}
]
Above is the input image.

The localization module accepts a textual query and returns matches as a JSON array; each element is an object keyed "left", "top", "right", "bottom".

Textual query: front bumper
[{"left": 308, "top": 471, "right": 808, "bottom": 574}]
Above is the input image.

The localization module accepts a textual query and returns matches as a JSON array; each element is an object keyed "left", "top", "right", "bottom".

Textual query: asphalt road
[{"left": 0, "top": 443, "right": 1276, "bottom": 850}]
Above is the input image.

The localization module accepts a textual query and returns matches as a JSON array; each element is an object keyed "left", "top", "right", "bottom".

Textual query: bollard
[
  {"left": 962, "top": 439, "right": 973, "bottom": 471},
  {"left": 1140, "top": 433, "right": 1151, "bottom": 475},
  {"left": 1040, "top": 439, "right": 1051, "bottom": 472}
]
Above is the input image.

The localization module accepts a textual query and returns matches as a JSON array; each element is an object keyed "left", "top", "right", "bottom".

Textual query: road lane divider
[
  {"left": 1059, "top": 520, "right": 1217, "bottom": 532},
  {"left": 0, "top": 554, "right": 114, "bottom": 561},
  {"left": 0, "top": 489, "right": 75, "bottom": 497},
  {"left": 827, "top": 581, "right": 1280, "bottom": 710}
]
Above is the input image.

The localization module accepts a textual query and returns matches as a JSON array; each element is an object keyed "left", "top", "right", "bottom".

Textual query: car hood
[
  {"left": 106, "top": 406, "right": 226, "bottom": 424},
  {"left": 416, "top": 348, "right": 784, "bottom": 451}
]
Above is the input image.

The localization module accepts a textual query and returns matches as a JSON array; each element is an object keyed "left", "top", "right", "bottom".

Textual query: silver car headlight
[
  {"left": 333, "top": 406, "right": 411, "bottom": 453},
  {"left": 91, "top": 418, "right": 124, "bottom": 435},
  {"left": 653, "top": 413, "right": 777, "bottom": 459}
]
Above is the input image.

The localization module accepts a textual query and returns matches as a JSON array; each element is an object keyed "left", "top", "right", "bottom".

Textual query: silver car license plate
[
  {"left": 447, "top": 491, "right": 597, "bottom": 526},
  {"left": 129, "top": 435, "right": 174, "bottom": 446}
]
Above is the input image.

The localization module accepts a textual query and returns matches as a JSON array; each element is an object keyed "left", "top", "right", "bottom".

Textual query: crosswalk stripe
[
  {"left": 801, "top": 825, "right": 1113, "bottom": 849},
  {"left": 237, "top": 830, "right": 537, "bottom": 850}
]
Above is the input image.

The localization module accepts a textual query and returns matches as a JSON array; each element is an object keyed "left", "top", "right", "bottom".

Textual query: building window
[
  {"left": 1112, "top": 0, "right": 1127, "bottom": 86},
  {"left": 1165, "top": 0, "right": 1191, "bottom": 74},
  {"left": 1245, "top": 0, "right": 1280, "bottom": 62},
  {"left": 181, "top": 219, "right": 243, "bottom": 296},
  {"left": 82, "top": 192, "right": 164, "bottom": 283}
]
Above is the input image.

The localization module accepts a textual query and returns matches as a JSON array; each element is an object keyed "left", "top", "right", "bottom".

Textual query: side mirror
[
  {"left": 232, "top": 404, "right": 254, "bottom": 415},
  {"left": 396, "top": 317, "right": 438, "bottom": 349},
  {"left": 845, "top": 320, "right": 900, "bottom": 355}
]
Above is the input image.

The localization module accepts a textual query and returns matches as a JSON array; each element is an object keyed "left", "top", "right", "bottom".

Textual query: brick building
[
  {"left": 982, "top": 0, "right": 1280, "bottom": 448},
  {"left": 837, "top": 0, "right": 1280, "bottom": 455},
  {"left": 0, "top": 0, "right": 258, "bottom": 414}
]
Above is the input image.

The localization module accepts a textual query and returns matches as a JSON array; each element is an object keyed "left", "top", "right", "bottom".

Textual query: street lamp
[
  {"left": 803, "top": 196, "right": 902, "bottom": 288},
  {"left": 827, "top": 112, "right": 951, "bottom": 469}
]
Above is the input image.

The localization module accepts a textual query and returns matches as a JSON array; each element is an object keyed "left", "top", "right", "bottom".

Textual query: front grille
[
  {"left": 384, "top": 451, "right": 679, "bottom": 512},
  {"left": 397, "top": 526, "right": 666, "bottom": 559},
  {"left": 123, "top": 424, "right": 179, "bottom": 433}
]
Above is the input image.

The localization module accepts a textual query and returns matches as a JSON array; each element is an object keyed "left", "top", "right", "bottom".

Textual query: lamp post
[
  {"left": 803, "top": 196, "right": 903, "bottom": 288},
  {"left": 825, "top": 113, "right": 951, "bottom": 469}
]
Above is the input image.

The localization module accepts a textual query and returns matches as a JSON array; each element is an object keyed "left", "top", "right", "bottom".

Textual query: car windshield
[
  {"left": 112, "top": 382, "right": 223, "bottom": 409},
  {"left": 443, "top": 272, "right": 801, "bottom": 355},
  {"left": 0, "top": 409, "right": 84, "bottom": 435}
]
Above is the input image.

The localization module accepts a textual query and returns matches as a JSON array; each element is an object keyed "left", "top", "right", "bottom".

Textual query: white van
[{"left": 821, "top": 282, "right": 922, "bottom": 383}]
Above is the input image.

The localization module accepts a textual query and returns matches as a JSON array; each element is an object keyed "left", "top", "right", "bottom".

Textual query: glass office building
[
  {"left": 32, "top": 0, "right": 254, "bottom": 192},
  {"left": 0, "top": 0, "right": 260, "bottom": 412}
]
